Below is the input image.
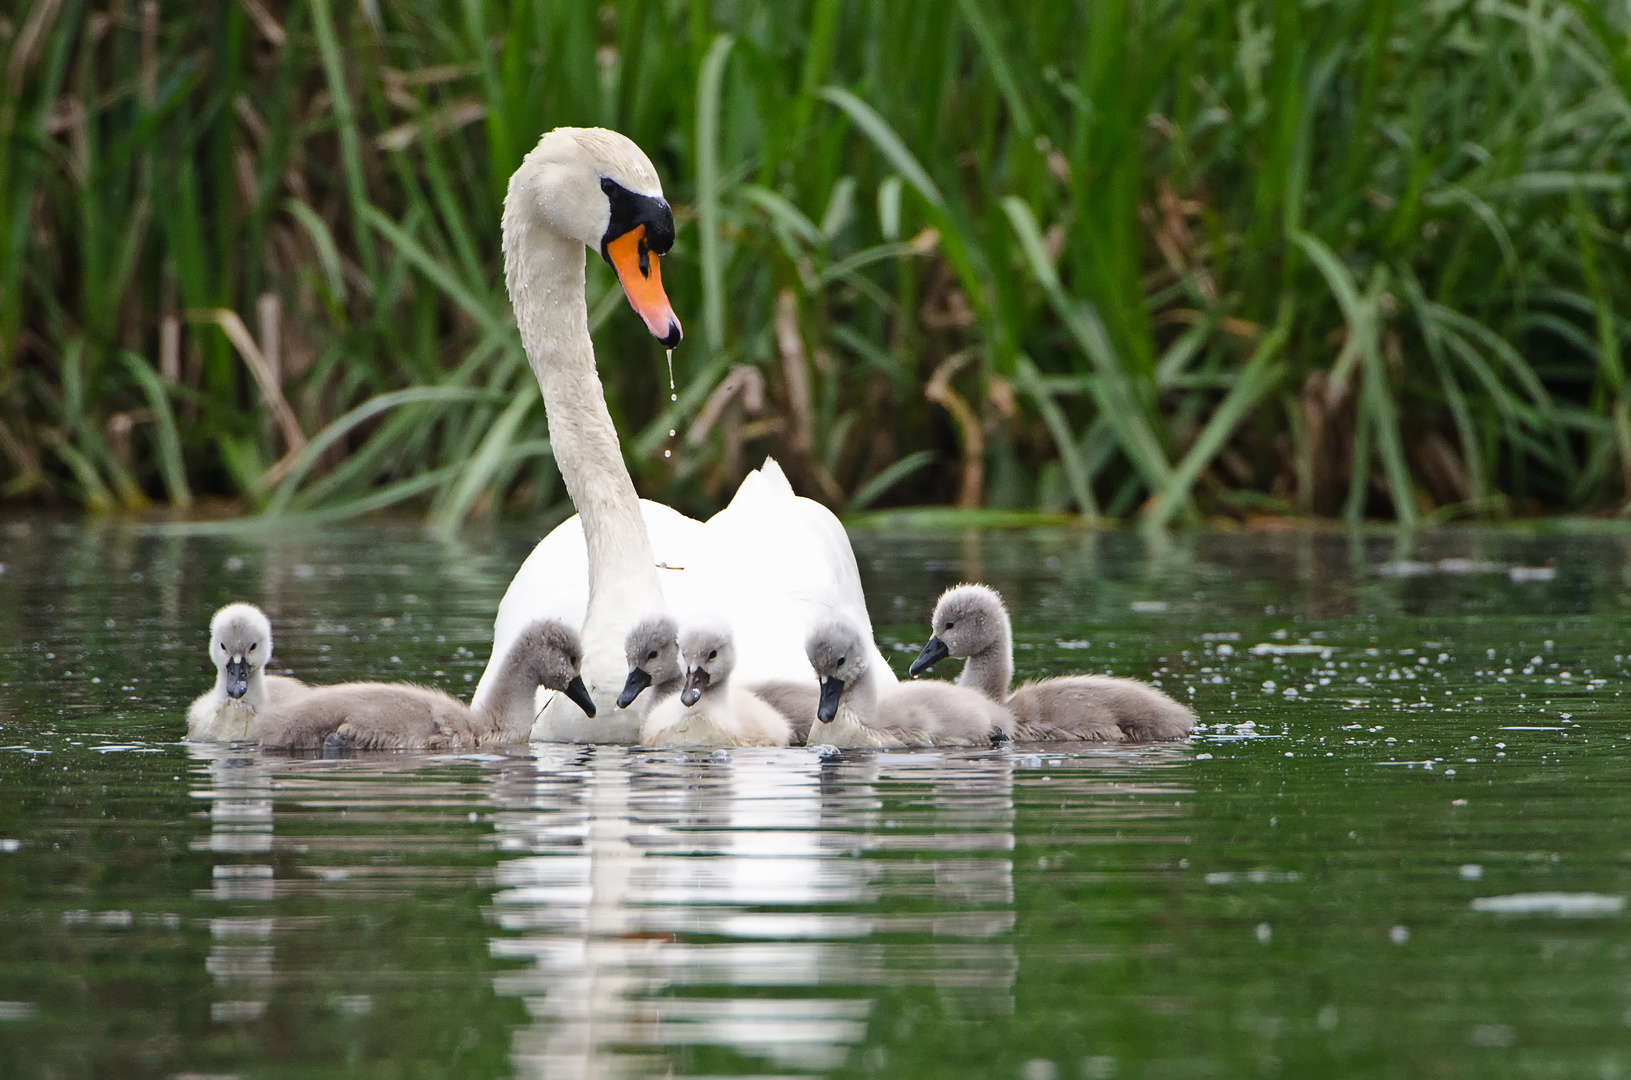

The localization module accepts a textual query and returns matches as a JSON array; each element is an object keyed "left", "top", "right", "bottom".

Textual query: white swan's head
[
  {"left": 619, "top": 613, "right": 680, "bottom": 709},
  {"left": 208, "top": 603, "right": 273, "bottom": 699},
  {"left": 677, "top": 617, "right": 736, "bottom": 707},
  {"left": 910, "top": 583, "right": 1008, "bottom": 676},
  {"left": 508, "top": 619, "right": 595, "bottom": 718},
  {"left": 507, "top": 126, "right": 682, "bottom": 347},
  {"left": 806, "top": 618, "right": 871, "bottom": 723}
]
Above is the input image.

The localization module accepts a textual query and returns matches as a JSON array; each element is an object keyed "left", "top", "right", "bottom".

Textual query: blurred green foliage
[{"left": 2, "top": 0, "right": 1630, "bottom": 528}]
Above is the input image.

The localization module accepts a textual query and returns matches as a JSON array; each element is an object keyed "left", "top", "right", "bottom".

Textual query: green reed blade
[
  {"left": 846, "top": 450, "right": 935, "bottom": 514},
  {"left": 308, "top": 0, "right": 377, "bottom": 279},
  {"left": 266, "top": 386, "right": 503, "bottom": 516},
  {"left": 120, "top": 351, "right": 190, "bottom": 508},
  {"left": 696, "top": 33, "right": 735, "bottom": 354},
  {"left": 1144, "top": 323, "right": 1290, "bottom": 532},
  {"left": 434, "top": 389, "right": 539, "bottom": 535},
  {"left": 1004, "top": 197, "right": 1173, "bottom": 494}
]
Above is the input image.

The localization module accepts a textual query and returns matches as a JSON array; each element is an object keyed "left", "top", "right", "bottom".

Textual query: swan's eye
[
  {"left": 646, "top": 650, "right": 658, "bottom": 661},
  {"left": 249, "top": 643, "right": 257, "bottom": 652},
  {"left": 944, "top": 622, "right": 954, "bottom": 631},
  {"left": 836, "top": 656, "right": 846, "bottom": 668},
  {"left": 708, "top": 650, "right": 718, "bottom": 661}
]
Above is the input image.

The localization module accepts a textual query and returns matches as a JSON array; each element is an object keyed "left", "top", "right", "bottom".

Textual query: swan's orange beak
[{"left": 606, "top": 225, "right": 682, "bottom": 348}]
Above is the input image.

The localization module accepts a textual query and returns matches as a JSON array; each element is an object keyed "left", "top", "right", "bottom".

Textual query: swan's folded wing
[{"left": 693, "top": 462, "right": 887, "bottom": 686}]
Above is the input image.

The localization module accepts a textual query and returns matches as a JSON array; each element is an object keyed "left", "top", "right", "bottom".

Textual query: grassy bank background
[{"left": 1, "top": 0, "right": 1629, "bottom": 529}]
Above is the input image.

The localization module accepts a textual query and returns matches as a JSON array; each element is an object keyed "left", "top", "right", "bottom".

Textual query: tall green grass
[{"left": 2, "top": 0, "right": 1630, "bottom": 529}]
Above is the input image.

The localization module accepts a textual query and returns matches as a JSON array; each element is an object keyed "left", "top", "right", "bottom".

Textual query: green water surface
[{"left": 2, "top": 520, "right": 1630, "bottom": 1079}]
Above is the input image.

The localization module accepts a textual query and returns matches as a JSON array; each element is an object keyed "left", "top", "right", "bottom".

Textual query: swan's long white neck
[{"left": 504, "top": 181, "right": 663, "bottom": 716}]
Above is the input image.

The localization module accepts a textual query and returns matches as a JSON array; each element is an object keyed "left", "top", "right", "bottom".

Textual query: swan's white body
[
  {"left": 471, "top": 127, "right": 892, "bottom": 743},
  {"left": 478, "top": 459, "right": 891, "bottom": 742}
]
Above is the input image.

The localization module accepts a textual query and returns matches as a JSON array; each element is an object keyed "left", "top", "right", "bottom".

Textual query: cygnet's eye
[
  {"left": 249, "top": 643, "right": 257, "bottom": 652},
  {"left": 836, "top": 656, "right": 846, "bottom": 668},
  {"left": 708, "top": 650, "right": 718, "bottom": 661},
  {"left": 646, "top": 649, "right": 658, "bottom": 661},
  {"left": 944, "top": 622, "right": 954, "bottom": 631}
]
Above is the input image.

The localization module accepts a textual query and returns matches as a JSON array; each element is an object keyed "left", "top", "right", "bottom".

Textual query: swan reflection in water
[
  {"left": 184, "top": 742, "right": 1189, "bottom": 1077},
  {"left": 487, "top": 747, "right": 1018, "bottom": 1079}
]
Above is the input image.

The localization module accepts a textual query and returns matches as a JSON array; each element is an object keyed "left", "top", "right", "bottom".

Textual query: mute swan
[
  {"left": 256, "top": 620, "right": 593, "bottom": 750},
  {"left": 186, "top": 603, "right": 309, "bottom": 742},
  {"left": 805, "top": 619, "right": 1013, "bottom": 748},
  {"left": 909, "top": 584, "right": 1195, "bottom": 741},
  {"left": 619, "top": 614, "right": 819, "bottom": 742},
  {"left": 469, "top": 126, "right": 892, "bottom": 743},
  {"left": 639, "top": 619, "right": 791, "bottom": 748}
]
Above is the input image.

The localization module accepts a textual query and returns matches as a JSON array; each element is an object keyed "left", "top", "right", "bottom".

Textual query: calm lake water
[{"left": 3, "top": 519, "right": 1631, "bottom": 1079}]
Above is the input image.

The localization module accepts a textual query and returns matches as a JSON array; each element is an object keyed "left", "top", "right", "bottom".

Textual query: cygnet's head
[
  {"left": 806, "top": 619, "right": 872, "bottom": 724},
  {"left": 507, "top": 127, "right": 681, "bottom": 346},
  {"left": 910, "top": 583, "right": 1009, "bottom": 676},
  {"left": 508, "top": 619, "right": 595, "bottom": 718},
  {"left": 619, "top": 614, "right": 680, "bottom": 709},
  {"left": 677, "top": 618, "right": 736, "bottom": 707},
  {"left": 208, "top": 603, "right": 273, "bottom": 699}
]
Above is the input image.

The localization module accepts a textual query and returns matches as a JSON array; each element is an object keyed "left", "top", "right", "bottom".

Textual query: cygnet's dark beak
[
  {"left": 563, "top": 675, "right": 596, "bottom": 718},
  {"left": 617, "top": 667, "right": 652, "bottom": 710},
  {"left": 224, "top": 656, "right": 251, "bottom": 699},
  {"left": 680, "top": 667, "right": 709, "bottom": 707},
  {"left": 816, "top": 676, "right": 844, "bottom": 723},
  {"left": 909, "top": 636, "right": 949, "bottom": 677}
]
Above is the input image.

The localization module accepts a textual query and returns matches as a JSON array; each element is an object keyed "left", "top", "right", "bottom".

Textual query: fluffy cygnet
[
  {"left": 639, "top": 618, "right": 790, "bottom": 748},
  {"left": 617, "top": 614, "right": 684, "bottom": 709},
  {"left": 910, "top": 583, "right": 1195, "bottom": 741},
  {"left": 256, "top": 619, "right": 592, "bottom": 750},
  {"left": 744, "top": 680, "right": 820, "bottom": 746},
  {"left": 621, "top": 615, "right": 818, "bottom": 742},
  {"left": 806, "top": 618, "right": 1013, "bottom": 748},
  {"left": 186, "top": 603, "right": 309, "bottom": 742}
]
